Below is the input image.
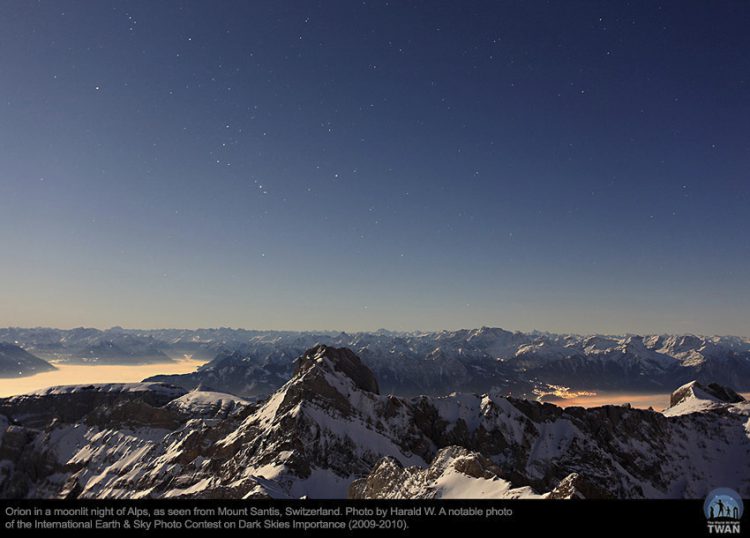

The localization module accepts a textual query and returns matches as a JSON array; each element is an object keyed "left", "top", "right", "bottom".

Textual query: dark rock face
[
  {"left": 0, "top": 384, "right": 186, "bottom": 429},
  {"left": 293, "top": 345, "right": 380, "bottom": 395},
  {"left": 348, "top": 457, "right": 406, "bottom": 499},
  {"left": 547, "top": 473, "right": 614, "bottom": 499},
  {"left": 703, "top": 383, "right": 745, "bottom": 403},
  {"left": 148, "top": 349, "right": 293, "bottom": 399}
]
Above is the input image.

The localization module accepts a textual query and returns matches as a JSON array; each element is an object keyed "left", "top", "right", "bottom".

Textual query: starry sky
[{"left": 1, "top": 1, "right": 748, "bottom": 335}]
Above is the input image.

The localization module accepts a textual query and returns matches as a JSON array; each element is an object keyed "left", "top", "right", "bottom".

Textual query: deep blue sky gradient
[{"left": 1, "top": 1, "right": 748, "bottom": 334}]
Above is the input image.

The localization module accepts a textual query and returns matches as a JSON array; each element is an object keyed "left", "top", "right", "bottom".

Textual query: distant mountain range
[
  {"left": 0, "top": 345, "right": 746, "bottom": 499},
  {"left": 0, "top": 327, "right": 173, "bottom": 367},
  {"left": 148, "top": 327, "right": 750, "bottom": 398},
  {"left": 2, "top": 327, "right": 749, "bottom": 395}
]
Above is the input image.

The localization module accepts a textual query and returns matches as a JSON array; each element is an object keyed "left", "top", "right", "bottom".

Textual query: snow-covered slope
[
  {"left": 25, "top": 382, "right": 185, "bottom": 398},
  {"left": 0, "top": 345, "right": 747, "bottom": 499},
  {"left": 166, "top": 390, "right": 250, "bottom": 418},
  {"left": 663, "top": 381, "right": 746, "bottom": 417}
]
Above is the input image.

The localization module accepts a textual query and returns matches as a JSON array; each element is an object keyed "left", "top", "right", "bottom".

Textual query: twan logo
[{"left": 704, "top": 488, "right": 743, "bottom": 535}]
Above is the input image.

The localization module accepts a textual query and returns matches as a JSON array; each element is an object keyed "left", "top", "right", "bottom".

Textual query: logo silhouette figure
[{"left": 717, "top": 499, "right": 726, "bottom": 518}]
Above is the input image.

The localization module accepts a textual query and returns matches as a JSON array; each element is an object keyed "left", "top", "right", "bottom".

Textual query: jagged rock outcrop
[
  {"left": 293, "top": 345, "right": 379, "bottom": 394},
  {"left": 0, "top": 346, "right": 747, "bottom": 499},
  {"left": 349, "top": 446, "right": 539, "bottom": 499},
  {"left": 547, "top": 472, "right": 614, "bottom": 499}
]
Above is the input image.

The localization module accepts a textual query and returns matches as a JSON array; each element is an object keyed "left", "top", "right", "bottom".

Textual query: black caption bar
[{"left": 0, "top": 499, "right": 719, "bottom": 536}]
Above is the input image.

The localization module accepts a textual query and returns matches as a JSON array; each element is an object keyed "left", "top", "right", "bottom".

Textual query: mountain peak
[
  {"left": 669, "top": 381, "right": 744, "bottom": 407},
  {"left": 293, "top": 345, "right": 380, "bottom": 394},
  {"left": 665, "top": 380, "right": 745, "bottom": 416}
]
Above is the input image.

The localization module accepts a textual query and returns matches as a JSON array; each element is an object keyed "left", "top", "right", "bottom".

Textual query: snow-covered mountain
[
  {"left": 664, "top": 380, "right": 745, "bottom": 417},
  {"left": 0, "top": 345, "right": 747, "bottom": 499},
  {"left": 145, "top": 327, "right": 750, "bottom": 398},
  {"left": 0, "top": 328, "right": 173, "bottom": 364},
  {"left": 0, "top": 343, "right": 55, "bottom": 378}
]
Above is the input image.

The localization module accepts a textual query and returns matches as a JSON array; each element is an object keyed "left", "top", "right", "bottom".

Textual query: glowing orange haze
[
  {"left": 547, "top": 391, "right": 750, "bottom": 411},
  {"left": 550, "top": 392, "right": 672, "bottom": 411},
  {"left": 0, "top": 358, "right": 205, "bottom": 398}
]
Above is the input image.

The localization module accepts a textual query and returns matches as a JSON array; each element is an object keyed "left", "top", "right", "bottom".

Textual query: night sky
[{"left": 1, "top": 1, "right": 748, "bottom": 335}]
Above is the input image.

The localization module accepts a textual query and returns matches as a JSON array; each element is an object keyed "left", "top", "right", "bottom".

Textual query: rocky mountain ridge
[{"left": 0, "top": 345, "right": 746, "bottom": 499}]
